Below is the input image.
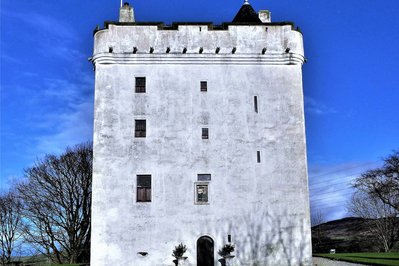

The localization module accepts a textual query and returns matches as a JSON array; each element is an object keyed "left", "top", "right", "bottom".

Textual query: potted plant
[
  {"left": 218, "top": 243, "right": 235, "bottom": 265},
  {"left": 172, "top": 243, "right": 188, "bottom": 266}
]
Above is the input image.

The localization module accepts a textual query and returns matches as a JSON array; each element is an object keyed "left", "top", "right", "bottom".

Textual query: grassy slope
[
  {"left": 312, "top": 217, "right": 399, "bottom": 253},
  {"left": 314, "top": 253, "right": 399, "bottom": 266}
]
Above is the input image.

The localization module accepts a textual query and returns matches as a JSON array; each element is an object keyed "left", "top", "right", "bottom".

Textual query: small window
[
  {"left": 200, "top": 81, "right": 207, "bottom": 92},
  {"left": 198, "top": 174, "right": 211, "bottom": 181},
  {"left": 202, "top": 128, "right": 209, "bottom": 139},
  {"left": 257, "top": 151, "right": 261, "bottom": 163},
  {"left": 137, "top": 175, "right": 151, "bottom": 202},
  {"left": 254, "top": 96, "right": 258, "bottom": 113},
  {"left": 135, "top": 120, "right": 146, "bottom": 138},
  {"left": 195, "top": 183, "right": 209, "bottom": 204},
  {"left": 135, "top": 77, "right": 146, "bottom": 93}
]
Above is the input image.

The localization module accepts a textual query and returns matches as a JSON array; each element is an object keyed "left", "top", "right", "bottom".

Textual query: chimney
[
  {"left": 258, "top": 10, "right": 271, "bottom": 23},
  {"left": 119, "top": 2, "right": 135, "bottom": 23}
]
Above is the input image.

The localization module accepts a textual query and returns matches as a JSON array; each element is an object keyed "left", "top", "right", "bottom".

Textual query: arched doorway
[{"left": 197, "top": 236, "right": 214, "bottom": 266}]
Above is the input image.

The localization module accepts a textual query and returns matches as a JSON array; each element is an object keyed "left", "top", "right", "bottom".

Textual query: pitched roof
[{"left": 232, "top": 1, "right": 262, "bottom": 23}]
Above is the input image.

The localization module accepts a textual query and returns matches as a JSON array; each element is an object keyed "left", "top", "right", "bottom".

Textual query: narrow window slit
[
  {"left": 202, "top": 128, "right": 209, "bottom": 139},
  {"left": 200, "top": 81, "right": 207, "bottom": 92},
  {"left": 254, "top": 96, "right": 258, "bottom": 113},
  {"left": 257, "top": 151, "right": 261, "bottom": 163}
]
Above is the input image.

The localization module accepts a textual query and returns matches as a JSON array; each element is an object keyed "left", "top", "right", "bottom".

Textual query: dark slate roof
[{"left": 232, "top": 2, "right": 262, "bottom": 23}]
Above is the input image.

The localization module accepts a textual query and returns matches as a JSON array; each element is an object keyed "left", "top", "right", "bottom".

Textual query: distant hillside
[{"left": 311, "top": 217, "right": 399, "bottom": 253}]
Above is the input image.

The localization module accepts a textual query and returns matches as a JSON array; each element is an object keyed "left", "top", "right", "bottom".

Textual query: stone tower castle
[{"left": 91, "top": 1, "right": 312, "bottom": 265}]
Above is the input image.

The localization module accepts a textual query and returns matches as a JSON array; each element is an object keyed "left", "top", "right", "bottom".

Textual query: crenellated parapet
[{"left": 92, "top": 22, "right": 304, "bottom": 65}]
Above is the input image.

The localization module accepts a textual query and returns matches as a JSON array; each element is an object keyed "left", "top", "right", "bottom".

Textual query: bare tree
[
  {"left": 0, "top": 190, "right": 22, "bottom": 265},
  {"left": 311, "top": 210, "right": 325, "bottom": 227},
  {"left": 353, "top": 151, "right": 399, "bottom": 212},
  {"left": 311, "top": 210, "right": 326, "bottom": 253},
  {"left": 18, "top": 143, "right": 92, "bottom": 264},
  {"left": 348, "top": 191, "right": 399, "bottom": 252}
]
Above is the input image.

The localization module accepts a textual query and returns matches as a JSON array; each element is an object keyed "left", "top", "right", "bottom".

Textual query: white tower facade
[{"left": 91, "top": 2, "right": 312, "bottom": 266}]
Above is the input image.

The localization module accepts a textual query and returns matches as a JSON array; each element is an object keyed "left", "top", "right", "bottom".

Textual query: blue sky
[{"left": 1, "top": 0, "right": 398, "bottom": 221}]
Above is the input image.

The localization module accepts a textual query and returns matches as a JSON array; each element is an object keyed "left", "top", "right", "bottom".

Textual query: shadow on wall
[
  {"left": 175, "top": 208, "right": 311, "bottom": 266},
  {"left": 225, "top": 210, "right": 312, "bottom": 266}
]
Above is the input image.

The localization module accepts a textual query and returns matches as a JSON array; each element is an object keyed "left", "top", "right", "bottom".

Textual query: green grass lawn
[{"left": 314, "top": 252, "right": 399, "bottom": 266}]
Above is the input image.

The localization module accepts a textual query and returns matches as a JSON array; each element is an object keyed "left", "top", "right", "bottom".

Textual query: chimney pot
[
  {"left": 258, "top": 10, "right": 271, "bottom": 23},
  {"left": 119, "top": 2, "right": 135, "bottom": 22}
]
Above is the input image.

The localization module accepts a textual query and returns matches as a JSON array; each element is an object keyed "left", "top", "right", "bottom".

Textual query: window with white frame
[
  {"left": 195, "top": 183, "right": 209, "bottom": 204},
  {"left": 195, "top": 174, "right": 211, "bottom": 204}
]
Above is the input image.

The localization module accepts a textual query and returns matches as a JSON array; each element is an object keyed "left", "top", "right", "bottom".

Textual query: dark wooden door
[{"left": 197, "top": 236, "right": 214, "bottom": 266}]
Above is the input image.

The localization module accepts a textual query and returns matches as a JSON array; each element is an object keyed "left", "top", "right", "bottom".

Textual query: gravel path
[{"left": 313, "top": 257, "right": 368, "bottom": 266}]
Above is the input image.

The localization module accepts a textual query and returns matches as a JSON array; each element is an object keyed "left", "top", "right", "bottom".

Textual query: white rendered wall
[{"left": 91, "top": 23, "right": 311, "bottom": 266}]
